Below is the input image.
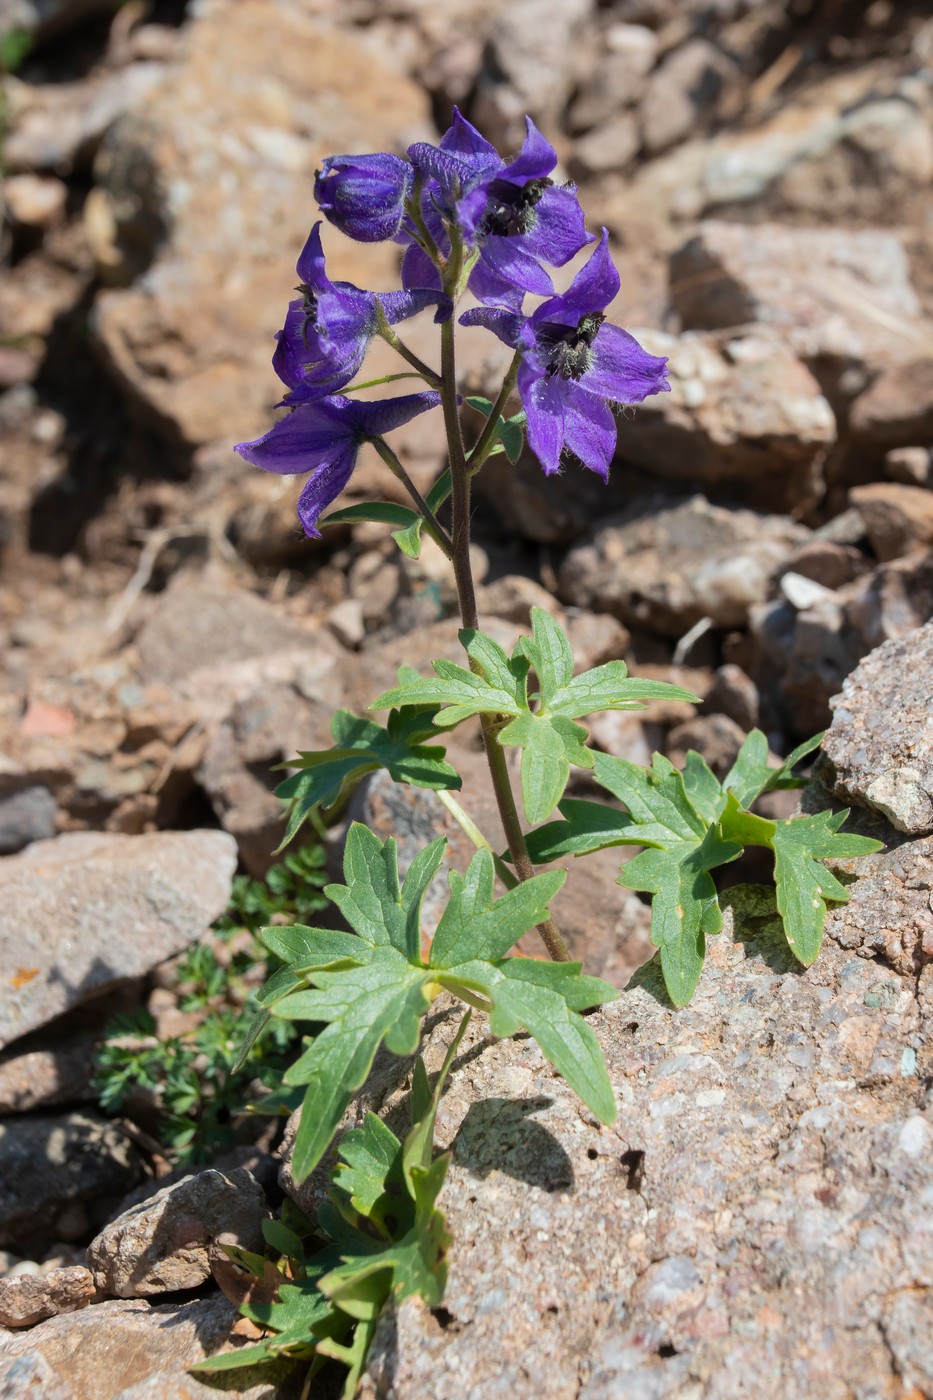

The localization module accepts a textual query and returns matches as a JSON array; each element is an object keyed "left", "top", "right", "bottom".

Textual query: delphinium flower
[
  {"left": 275, "top": 222, "right": 445, "bottom": 406},
  {"left": 235, "top": 392, "right": 441, "bottom": 538},
  {"left": 461, "top": 229, "right": 670, "bottom": 477},
  {"left": 314, "top": 110, "right": 591, "bottom": 307}
]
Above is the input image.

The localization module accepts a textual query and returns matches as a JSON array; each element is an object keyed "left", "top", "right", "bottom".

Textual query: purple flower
[
  {"left": 274, "top": 223, "right": 446, "bottom": 406},
  {"left": 234, "top": 392, "right": 442, "bottom": 538},
  {"left": 314, "top": 152, "right": 413, "bottom": 242},
  {"left": 461, "top": 230, "right": 670, "bottom": 478},
  {"left": 405, "top": 110, "right": 592, "bottom": 306}
]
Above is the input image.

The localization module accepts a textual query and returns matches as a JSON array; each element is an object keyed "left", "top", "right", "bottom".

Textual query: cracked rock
[{"left": 822, "top": 621, "right": 933, "bottom": 834}]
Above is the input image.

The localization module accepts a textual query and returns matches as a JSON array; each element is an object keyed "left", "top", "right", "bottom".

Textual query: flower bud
[{"left": 314, "top": 153, "right": 413, "bottom": 242}]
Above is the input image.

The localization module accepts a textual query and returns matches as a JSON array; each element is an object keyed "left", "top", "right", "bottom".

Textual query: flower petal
[
  {"left": 466, "top": 255, "right": 529, "bottom": 309},
  {"left": 295, "top": 221, "right": 328, "bottom": 287},
  {"left": 535, "top": 228, "right": 620, "bottom": 325},
  {"left": 518, "top": 362, "right": 564, "bottom": 475},
  {"left": 234, "top": 400, "right": 352, "bottom": 476},
  {"left": 459, "top": 306, "right": 524, "bottom": 346},
  {"left": 350, "top": 390, "right": 443, "bottom": 438},
  {"left": 477, "top": 238, "right": 554, "bottom": 297},
  {"left": 379, "top": 287, "right": 452, "bottom": 326},
  {"left": 315, "top": 154, "right": 412, "bottom": 242},
  {"left": 585, "top": 323, "right": 670, "bottom": 403},
  {"left": 401, "top": 241, "right": 443, "bottom": 295},
  {"left": 499, "top": 116, "right": 557, "bottom": 183},
  {"left": 520, "top": 186, "right": 594, "bottom": 269},
  {"left": 296, "top": 452, "right": 358, "bottom": 538},
  {"left": 560, "top": 382, "right": 616, "bottom": 479}
]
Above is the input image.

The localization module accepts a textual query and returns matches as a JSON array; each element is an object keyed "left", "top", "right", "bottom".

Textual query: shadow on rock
[
  {"left": 722, "top": 884, "right": 809, "bottom": 976},
  {"left": 451, "top": 1097, "right": 574, "bottom": 1192}
]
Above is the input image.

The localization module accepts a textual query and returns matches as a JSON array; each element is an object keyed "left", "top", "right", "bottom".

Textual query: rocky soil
[{"left": 1, "top": 0, "right": 933, "bottom": 1394}]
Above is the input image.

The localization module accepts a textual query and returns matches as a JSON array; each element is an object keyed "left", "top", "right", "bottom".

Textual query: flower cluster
[{"left": 236, "top": 110, "right": 670, "bottom": 536}]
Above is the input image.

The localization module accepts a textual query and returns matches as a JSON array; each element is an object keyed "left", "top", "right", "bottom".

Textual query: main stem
[{"left": 439, "top": 314, "right": 571, "bottom": 963}]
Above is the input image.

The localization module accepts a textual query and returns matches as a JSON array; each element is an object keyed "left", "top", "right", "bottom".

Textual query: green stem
[
  {"left": 436, "top": 789, "right": 518, "bottom": 890},
  {"left": 376, "top": 307, "right": 441, "bottom": 388},
  {"left": 370, "top": 438, "right": 453, "bottom": 559},
  {"left": 440, "top": 311, "right": 571, "bottom": 964},
  {"left": 343, "top": 371, "right": 426, "bottom": 393},
  {"left": 467, "top": 350, "right": 522, "bottom": 472}
]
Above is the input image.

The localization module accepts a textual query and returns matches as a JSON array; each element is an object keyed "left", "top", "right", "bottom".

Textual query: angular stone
[
  {"left": 90, "top": 0, "right": 431, "bottom": 446},
  {"left": 824, "top": 835, "right": 933, "bottom": 978},
  {"left": 849, "top": 356, "right": 933, "bottom": 451},
  {"left": 0, "top": 1112, "right": 142, "bottom": 1251},
  {"left": 822, "top": 622, "right": 933, "bottom": 834},
  {"left": 566, "top": 22, "right": 657, "bottom": 134},
  {"left": 0, "top": 783, "right": 57, "bottom": 855},
  {"left": 613, "top": 330, "right": 835, "bottom": 515},
  {"left": 344, "top": 886, "right": 932, "bottom": 1398},
  {"left": 849, "top": 482, "right": 933, "bottom": 562},
  {"left": 640, "top": 39, "right": 737, "bottom": 154},
  {"left": 0, "top": 1294, "right": 248, "bottom": 1399},
  {"left": 559, "top": 495, "right": 809, "bottom": 636},
  {"left": 0, "top": 829, "right": 236, "bottom": 1048},
  {"left": 87, "top": 1169, "right": 270, "bottom": 1299},
  {"left": 670, "top": 221, "right": 927, "bottom": 400},
  {"left": 0, "top": 1266, "right": 95, "bottom": 1329},
  {"left": 0, "top": 1351, "right": 72, "bottom": 1400}
]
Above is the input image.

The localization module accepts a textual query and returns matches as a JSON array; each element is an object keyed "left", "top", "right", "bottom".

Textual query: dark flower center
[
  {"left": 295, "top": 283, "right": 318, "bottom": 346},
  {"left": 478, "top": 177, "right": 551, "bottom": 238},
  {"left": 538, "top": 312, "right": 605, "bottom": 380}
]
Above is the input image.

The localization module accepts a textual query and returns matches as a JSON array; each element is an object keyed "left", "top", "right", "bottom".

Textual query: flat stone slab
[
  {"left": 0, "top": 829, "right": 237, "bottom": 1048},
  {"left": 822, "top": 621, "right": 933, "bottom": 834}
]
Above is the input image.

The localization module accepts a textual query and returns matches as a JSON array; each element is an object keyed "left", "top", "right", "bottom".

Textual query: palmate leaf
[
  {"left": 372, "top": 609, "right": 697, "bottom": 824},
  {"left": 323, "top": 470, "right": 453, "bottom": 561},
  {"left": 274, "top": 704, "right": 460, "bottom": 850}
]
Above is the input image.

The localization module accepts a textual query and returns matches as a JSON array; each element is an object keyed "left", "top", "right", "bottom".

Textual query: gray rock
[
  {"left": 3, "top": 67, "right": 166, "bottom": 176},
  {"left": 822, "top": 622, "right": 933, "bottom": 835},
  {"left": 0, "top": 1294, "right": 249, "bottom": 1398},
  {"left": 471, "top": 0, "right": 593, "bottom": 148},
  {"left": 0, "top": 783, "right": 56, "bottom": 855},
  {"left": 849, "top": 482, "right": 933, "bottom": 562},
  {"left": 89, "top": 0, "right": 432, "bottom": 447},
  {"left": 568, "top": 112, "right": 639, "bottom": 180},
  {"left": 885, "top": 446, "right": 933, "bottom": 488},
  {"left": 336, "top": 882, "right": 933, "bottom": 1398},
  {"left": 0, "top": 829, "right": 236, "bottom": 1048},
  {"left": 113, "top": 1369, "right": 299, "bottom": 1400},
  {"left": 669, "top": 221, "right": 927, "bottom": 401},
  {"left": 612, "top": 329, "right": 835, "bottom": 516},
  {"left": 87, "top": 1168, "right": 270, "bottom": 1298},
  {"left": 640, "top": 39, "right": 737, "bottom": 154},
  {"left": 704, "top": 664, "right": 759, "bottom": 732},
  {"left": 0, "top": 1026, "right": 100, "bottom": 1114},
  {"left": 849, "top": 355, "right": 933, "bottom": 452},
  {"left": 824, "top": 835, "right": 933, "bottom": 977},
  {"left": 559, "top": 495, "right": 809, "bottom": 636},
  {"left": 0, "top": 1265, "right": 95, "bottom": 1328},
  {"left": 0, "top": 1112, "right": 142, "bottom": 1251},
  {"left": 566, "top": 22, "right": 657, "bottom": 134},
  {"left": 0, "top": 1352, "right": 72, "bottom": 1400}
]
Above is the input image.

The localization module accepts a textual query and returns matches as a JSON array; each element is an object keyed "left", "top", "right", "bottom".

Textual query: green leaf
[
  {"left": 466, "top": 397, "right": 525, "bottom": 464},
  {"left": 770, "top": 810, "right": 882, "bottom": 966},
  {"left": 257, "top": 926, "right": 364, "bottom": 971},
  {"left": 497, "top": 709, "right": 591, "bottom": 824},
  {"left": 322, "top": 501, "right": 420, "bottom": 530},
  {"left": 276, "top": 952, "right": 432, "bottom": 1182},
  {"left": 619, "top": 824, "right": 742, "bottom": 1007},
  {"left": 523, "top": 798, "right": 641, "bottom": 862},
  {"left": 594, "top": 752, "right": 709, "bottom": 845},
  {"left": 721, "top": 728, "right": 823, "bottom": 811},
  {"left": 324, "top": 823, "right": 445, "bottom": 961},
  {"left": 436, "top": 958, "right": 617, "bottom": 1123},
  {"left": 274, "top": 707, "right": 460, "bottom": 849},
  {"left": 333, "top": 1111, "right": 405, "bottom": 1232},
  {"left": 681, "top": 751, "right": 726, "bottom": 824},
  {"left": 517, "top": 607, "right": 573, "bottom": 697},
  {"left": 392, "top": 519, "right": 425, "bottom": 558},
  {"left": 429, "top": 849, "right": 565, "bottom": 967},
  {"left": 262, "top": 1218, "right": 305, "bottom": 1261}
]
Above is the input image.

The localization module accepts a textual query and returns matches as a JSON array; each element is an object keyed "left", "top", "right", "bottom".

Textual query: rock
[
  {"left": 113, "top": 1370, "right": 299, "bottom": 1400},
  {"left": 559, "top": 495, "right": 809, "bottom": 637},
  {"left": 615, "top": 66, "right": 933, "bottom": 232},
  {"left": 0, "top": 783, "right": 57, "bottom": 854},
  {"left": 344, "top": 882, "right": 932, "bottom": 1398},
  {"left": 0, "top": 829, "right": 236, "bottom": 1048},
  {"left": 86, "top": 1168, "right": 269, "bottom": 1299},
  {"left": 886, "top": 446, "right": 933, "bottom": 487},
  {"left": 470, "top": 0, "right": 594, "bottom": 149},
  {"left": 848, "top": 356, "right": 933, "bottom": 451},
  {"left": 0, "top": 1024, "right": 102, "bottom": 1114},
  {"left": 1, "top": 0, "right": 116, "bottom": 42},
  {"left": 90, "top": 0, "right": 431, "bottom": 446},
  {"left": 566, "top": 22, "right": 657, "bottom": 134},
  {"left": 2, "top": 175, "right": 68, "bottom": 229},
  {"left": 3, "top": 68, "right": 167, "bottom": 176},
  {"left": 612, "top": 329, "right": 835, "bottom": 515},
  {"left": 0, "top": 1266, "right": 95, "bottom": 1329},
  {"left": 665, "top": 712, "right": 747, "bottom": 777},
  {"left": 773, "top": 538, "right": 870, "bottom": 592},
  {"left": 0, "top": 1293, "right": 254, "bottom": 1398},
  {"left": 849, "top": 482, "right": 933, "bottom": 562},
  {"left": 824, "top": 835, "right": 933, "bottom": 978},
  {"left": 749, "top": 552, "right": 933, "bottom": 737},
  {"left": 640, "top": 39, "right": 737, "bottom": 154},
  {"left": 0, "top": 1112, "right": 142, "bottom": 1251},
  {"left": 0, "top": 1351, "right": 73, "bottom": 1400},
  {"left": 568, "top": 112, "right": 639, "bottom": 180},
  {"left": 821, "top": 622, "right": 933, "bottom": 835},
  {"left": 701, "top": 664, "right": 759, "bottom": 732},
  {"left": 669, "top": 221, "right": 929, "bottom": 402}
]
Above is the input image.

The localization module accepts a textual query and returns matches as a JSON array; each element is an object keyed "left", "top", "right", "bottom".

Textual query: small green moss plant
[{"left": 193, "top": 110, "right": 882, "bottom": 1392}]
